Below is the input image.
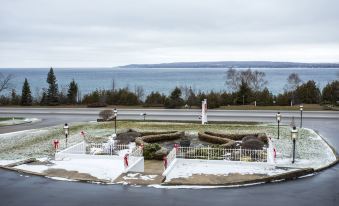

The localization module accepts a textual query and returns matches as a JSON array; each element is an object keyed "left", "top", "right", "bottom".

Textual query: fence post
[
  {"left": 240, "top": 146, "right": 242, "bottom": 161},
  {"left": 208, "top": 146, "right": 210, "bottom": 160}
]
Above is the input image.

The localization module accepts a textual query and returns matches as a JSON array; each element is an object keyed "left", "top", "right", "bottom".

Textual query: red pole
[
  {"left": 53, "top": 139, "right": 59, "bottom": 150},
  {"left": 124, "top": 154, "right": 129, "bottom": 168},
  {"left": 163, "top": 155, "right": 168, "bottom": 169},
  {"left": 174, "top": 144, "right": 179, "bottom": 154}
]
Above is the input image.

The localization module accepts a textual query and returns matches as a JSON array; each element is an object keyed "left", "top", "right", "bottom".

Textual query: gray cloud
[{"left": 0, "top": 0, "right": 339, "bottom": 67}]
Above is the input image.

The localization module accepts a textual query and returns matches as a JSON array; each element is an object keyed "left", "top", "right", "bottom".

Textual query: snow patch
[{"left": 15, "top": 158, "right": 125, "bottom": 181}]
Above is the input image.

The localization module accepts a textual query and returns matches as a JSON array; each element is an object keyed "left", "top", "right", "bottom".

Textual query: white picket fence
[
  {"left": 88, "top": 143, "right": 130, "bottom": 155},
  {"left": 56, "top": 141, "right": 131, "bottom": 157},
  {"left": 175, "top": 146, "right": 268, "bottom": 162}
]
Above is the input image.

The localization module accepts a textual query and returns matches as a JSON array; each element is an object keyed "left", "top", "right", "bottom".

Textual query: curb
[{"left": 162, "top": 168, "right": 315, "bottom": 186}]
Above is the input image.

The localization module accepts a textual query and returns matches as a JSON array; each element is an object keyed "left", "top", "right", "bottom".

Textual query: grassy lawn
[
  {"left": 0, "top": 117, "right": 24, "bottom": 122},
  {"left": 219, "top": 104, "right": 326, "bottom": 110}
]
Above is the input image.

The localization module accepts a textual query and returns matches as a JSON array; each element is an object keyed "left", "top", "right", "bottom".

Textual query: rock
[
  {"left": 116, "top": 131, "right": 141, "bottom": 144},
  {"left": 241, "top": 135, "right": 258, "bottom": 143},
  {"left": 241, "top": 139, "right": 264, "bottom": 150},
  {"left": 221, "top": 140, "right": 237, "bottom": 149},
  {"left": 154, "top": 147, "right": 169, "bottom": 160},
  {"left": 257, "top": 133, "right": 268, "bottom": 144},
  {"left": 180, "top": 139, "right": 191, "bottom": 147}
]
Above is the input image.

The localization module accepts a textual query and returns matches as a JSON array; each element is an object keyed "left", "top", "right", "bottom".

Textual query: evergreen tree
[
  {"left": 295, "top": 80, "right": 320, "bottom": 104},
  {"left": 165, "top": 87, "right": 184, "bottom": 108},
  {"left": 67, "top": 79, "right": 79, "bottom": 104},
  {"left": 322, "top": 80, "right": 339, "bottom": 105},
  {"left": 21, "top": 78, "right": 32, "bottom": 106},
  {"left": 11, "top": 89, "right": 20, "bottom": 105},
  {"left": 237, "top": 79, "right": 252, "bottom": 104},
  {"left": 46, "top": 67, "right": 59, "bottom": 105}
]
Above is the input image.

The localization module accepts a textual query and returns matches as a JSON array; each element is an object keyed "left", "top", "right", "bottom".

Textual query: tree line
[
  {"left": 0, "top": 68, "right": 79, "bottom": 106},
  {"left": 0, "top": 68, "right": 338, "bottom": 108}
]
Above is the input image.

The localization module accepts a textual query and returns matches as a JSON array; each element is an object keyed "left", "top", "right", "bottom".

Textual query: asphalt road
[{"left": 0, "top": 107, "right": 338, "bottom": 206}]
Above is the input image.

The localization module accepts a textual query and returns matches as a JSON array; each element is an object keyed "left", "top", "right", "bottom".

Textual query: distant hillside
[{"left": 119, "top": 61, "right": 339, "bottom": 68}]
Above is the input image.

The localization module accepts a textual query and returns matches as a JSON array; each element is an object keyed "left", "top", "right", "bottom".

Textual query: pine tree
[
  {"left": 40, "top": 90, "right": 47, "bottom": 105},
  {"left": 237, "top": 79, "right": 253, "bottom": 105},
  {"left": 67, "top": 79, "right": 78, "bottom": 104},
  {"left": 21, "top": 78, "right": 32, "bottom": 106},
  {"left": 46, "top": 67, "right": 59, "bottom": 105},
  {"left": 11, "top": 89, "right": 20, "bottom": 105}
]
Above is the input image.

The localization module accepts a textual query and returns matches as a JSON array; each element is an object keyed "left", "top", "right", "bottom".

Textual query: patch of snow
[
  {"left": 165, "top": 159, "right": 289, "bottom": 182},
  {"left": 47, "top": 176, "right": 77, "bottom": 181},
  {"left": 122, "top": 173, "right": 157, "bottom": 181},
  {"left": 15, "top": 158, "right": 125, "bottom": 181},
  {"left": 0, "top": 159, "right": 22, "bottom": 166}
]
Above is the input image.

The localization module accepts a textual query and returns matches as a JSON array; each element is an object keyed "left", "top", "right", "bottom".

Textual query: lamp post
[
  {"left": 113, "top": 108, "right": 117, "bottom": 134},
  {"left": 140, "top": 113, "right": 147, "bottom": 121},
  {"left": 63, "top": 123, "right": 69, "bottom": 147},
  {"left": 291, "top": 126, "right": 298, "bottom": 164},
  {"left": 276, "top": 112, "right": 281, "bottom": 139},
  {"left": 299, "top": 105, "right": 303, "bottom": 128}
]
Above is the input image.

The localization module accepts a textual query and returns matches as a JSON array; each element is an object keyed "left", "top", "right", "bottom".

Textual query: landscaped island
[{"left": 0, "top": 120, "right": 337, "bottom": 187}]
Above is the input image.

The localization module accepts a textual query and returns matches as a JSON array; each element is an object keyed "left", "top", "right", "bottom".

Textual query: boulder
[
  {"left": 241, "top": 135, "right": 258, "bottom": 143},
  {"left": 180, "top": 139, "right": 191, "bottom": 147},
  {"left": 241, "top": 139, "right": 265, "bottom": 150},
  {"left": 116, "top": 131, "right": 141, "bottom": 144},
  {"left": 154, "top": 147, "right": 169, "bottom": 160}
]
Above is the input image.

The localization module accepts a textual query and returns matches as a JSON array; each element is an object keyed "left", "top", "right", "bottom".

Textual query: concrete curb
[{"left": 162, "top": 168, "right": 315, "bottom": 186}]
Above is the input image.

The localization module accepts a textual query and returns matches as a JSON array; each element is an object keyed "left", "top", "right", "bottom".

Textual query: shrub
[{"left": 143, "top": 143, "right": 161, "bottom": 160}]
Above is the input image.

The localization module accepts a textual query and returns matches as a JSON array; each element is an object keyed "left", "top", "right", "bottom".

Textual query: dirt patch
[
  {"left": 144, "top": 160, "right": 164, "bottom": 174},
  {"left": 43, "top": 168, "right": 103, "bottom": 182},
  {"left": 114, "top": 172, "right": 164, "bottom": 185},
  {"left": 166, "top": 173, "right": 268, "bottom": 185}
]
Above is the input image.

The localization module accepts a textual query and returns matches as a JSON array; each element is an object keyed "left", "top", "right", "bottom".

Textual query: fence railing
[
  {"left": 57, "top": 142, "right": 86, "bottom": 154},
  {"left": 175, "top": 146, "right": 268, "bottom": 162},
  {"left": 87, "top": 143, "right": 130, "bottom": 155},
  {"left": 57, "top": 141, "right": 130, "bottom": 156},
  {"left": 166, "top": 148, "right": 177, "bottom": 168}
]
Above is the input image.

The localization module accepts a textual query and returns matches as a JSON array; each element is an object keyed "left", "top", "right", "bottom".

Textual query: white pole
[{"left": 201, "top": 99, "right": 208, "bottom": 125}]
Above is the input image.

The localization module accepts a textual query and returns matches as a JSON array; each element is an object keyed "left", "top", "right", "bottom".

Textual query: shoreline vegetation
[{"left": 0, "top": 67, "right": 338, "bottom": 109}]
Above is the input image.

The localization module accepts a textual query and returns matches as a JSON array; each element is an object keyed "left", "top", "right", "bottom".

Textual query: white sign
[{"left": 201, "top": 99, "right": 208, "bottom": 124}]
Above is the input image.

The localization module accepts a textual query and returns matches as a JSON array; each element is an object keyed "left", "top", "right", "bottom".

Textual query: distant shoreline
[{"left": 118, "top": 61, "right": 339, "bottom": 69}]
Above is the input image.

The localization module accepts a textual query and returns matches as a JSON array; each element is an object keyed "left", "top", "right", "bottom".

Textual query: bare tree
[
  {"left": 134, "top": 85, "right": 145, "bottom": 102},
  {"left": 0, "top": 73, "right": 14, "bottom": 93},
  {"left": 251, "top": 70, "right": 268, "bottom": 91},
  {"left": 225, "top": 68, "right": 239, "bottom": 91},
  {"left": 285, "top": 73, "right": 302, "bottom": 91},
  {"left": 180, "top": 85, "right": 192, "bottom": 101},
  {"left": 225, "top": 68, "right": 267, "bottom": 92}
]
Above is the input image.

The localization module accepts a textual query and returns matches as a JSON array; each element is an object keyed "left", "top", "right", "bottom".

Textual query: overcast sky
[{"left": 1, "top": 0, "right": 339, "bottom": 67}]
